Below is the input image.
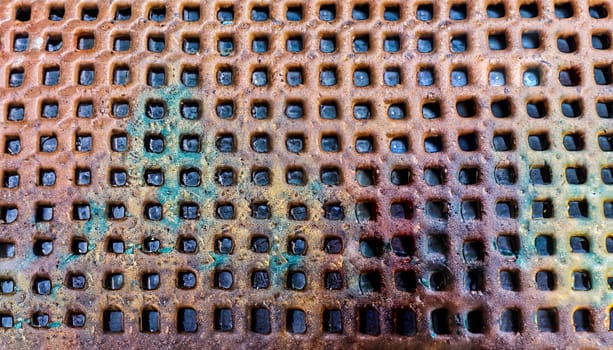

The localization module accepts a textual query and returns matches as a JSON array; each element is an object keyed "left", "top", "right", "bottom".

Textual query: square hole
[
  {"left": 39, "top": 169, "right": 56, "bottom": 186},
  {"left": 149, "top": 6, "right": 166, "bottom": 22},
  {"left": 3, "top": 171, "right": 19, "bottom": 189},
  {"left": 561, "top": 99, "right": 582, "bottom": 117},
  {"left": 111, "top": 133, "right": 128, "bottom": 152},
  {"left": 535, "top": 270, "right": 555, "bottom": 290},
  {"left": 535, "top": 235, "right": 554, "bottom": 255},
  {"left": 286, "top": 68, "right": 303, "bottom": 86},
  {"left": 320, "top": 4, "right": 336, "bottom": 21},
  {"left": 528, "top": 133, "right": 549, "bottom": 151},
  {"left": 594, "top": 65, "right": 612, "bottom": 85},
  {"left": 218, "top": 37, "right": 234, "bottom": 56},
  {"left": 450, "top": 3, "right": 467, "bottom": 20},
  {"left": 353, "top": 4, "right": 370, "bottom": 20},
  {"left": 320, "top": 67, "right": 337, "bottom": 86},
  {"left": 450, "top": 34, "right": 467, "bottom": 52},
  {"left": 417, "top": 4, "right": 433, "bottom": 21},
  {"left": 564, "top": 131, "right": 585, "bottom": 149},
  {"left": 285, "top": 102, "right": 303, "bottom": 119},
  {"left": 384, "top": 35, "right": 401, "bottom": 52},
  {"left": 489, "top": 32, "right": 507, "bottom": 50},
  {"left": 497, "top": 234, "right": 519, "bottom": 256},
  {"left": 252, "top": 36, "right": 268, "bottom": 53},
  {"left": 422, "top": 101, "right": 440, "bottom": 119},
  {"left": 9, "top": 68, "right": 24, "bottom": 87},
  {"left": 75, "top": 134, "right": 92, "bottom": 152},
  {"left": 566, "top": 166, "right": 587, "bottom": 184},
  {"left": 424, "top": 135, "right": 443, "bottom": 153},
  {"left": 384, "top": 68, "right": 401, "bottom": 86},
  {"left": 113, "top": 35, "right": 131, "bottom": 51},
  {"left": 354, "top": 68, "right": 371, "bottom": 87},
  {"left": 417, "top": 35, "right": 434, "bottom": 53},
  {"left": 424, "top": 167, "right": 444, "bottom": 186},
  {"left": 532, "top": 199, "right": 553, "bottom": 218},
  {"left": 177, "top": 308, "right": 197, "bottom": 333},
  {"left": 287, "top": 5, "right": 302, "bottom": 21},
  {"left": 572, "top": 270, "right": 591, "bottom": 291},
  {"left": 487, "top": 3, "right": 505, "bottom": 18},
  {"left": 0, "top": 206, "right": 18, "bottom": 223},
  {"left": 217, "top": 6, "right": 234, "bottom": 23},
  {"left": 489, "top": 68, "right": 506, "bottom": 86},
  {"left": 426, "top": 199, "right": 448, "bottom": 219},
  {"left": 321, "top": 134, "right": 340, "bottom": 152},
  {"left": 15, "top": 6, "right": 30, "bottom": 21},
  {"left": 557, "top": 34, "right": 577, "bottom": 53},
  {"left": 493, "top": 132, "right": 514, "bottom": 151},
  {"left": 81, "top": 7, "right": 99, "bottom": 21},
  {"left": 251, "top": 236, "right": 269, "bottom": 253},
  {"left": 251, "top": 169, "right": 270, "bottom": 186},
  {"left": 183, "top": 37, "right": 200, "bottom": 54},
  {"left": 7, "top": 104, "right": 24, "bottom": 122},
  {"left": 250, "top": 307, "right": 271, "bottom": 334},
  {"left": 555, "top": 2, "right": 573, "bottom": 18},
  {"left": 353, "top": 35, "right": 369, "bottom": 53},
  {"left": 77, "top": 34, "right": 94, "bottom": 50},
  {"left": 570, "top": 236, "right": 589, "bottom": 253},
  {"left": 599, "top": 134, "right": 613, "bottom": 151},
  {"left": 148, "top": 35, "right": 165, "bottom": 52},
  {"left": 75, "top": 168, "right": 91, "bottom": 186},
  {"left": 285, "top": 36, "right": 303, "bottom": 53},
  {"left": 36, "top": 204, "right": 54, "bottom": 222},
  {"left": 593, "top": 32, "right": 611, "bottom": 50},
  {"left": 49, "top": 7, "right": 65, "bottom": 21},
  {"left": 251, "top": 6, "right": 269, "bottom": 21},
  {"left": 496, "top": 200, "right": 518, "bottom": 218},
  {"left": 40, "top": 135, "right": 58, "bottom": 152},
  {"left": 114, "top": 6, "right": 131, "bottom": 20},
  {"left": 568, "top": 199, "right": 588, "bottom": 218},
  {"left": 45, "top": 35, "right": 63, "bottom": 52},
  {"left": 215, "top": 100, "right": 234, "bottom": 119},
  {"left": 252, "top": 69, "right": 268, "bottom": 87},
  {"left": 13, "top": 34, "right": 28, "bottom": 52},
  {"left": 559, "top": 67, "right": 581, "bottom": 86},
  {"left": 214, "top": 308, "right": 233, "bottom": 332},
  {"left": 216, "top": 134, "right": 235, "bottom": 153},
  {"left": 390, "top": 168, "right": 410, "bottom": 185},
  {"left": 217, "top": 67, "right": 233, "bottom": 86},
  {"left": 183, "top": 6, "right": 200, "bottom": 21},
  {"left": 216, "top": 203, "right": 235, "bottom": 220},
  {"left": 77, "top": 101, "right": 93, "bottom": 118},
  {"left": 457, "top": 98, "right": 477, "bottom": 117},
  {"left": 78, "top": 66, "right": 95, "bottom": 86},
  {"left": 147, "top": 67, "right": 166, "bottom": 87},
  {"left": 388, "top": 103, "right": 406, "bottom": 120}
]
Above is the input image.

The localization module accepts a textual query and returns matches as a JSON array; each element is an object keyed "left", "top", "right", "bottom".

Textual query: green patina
[
  {"left": 159, "top": 247, "right": 173, "bottom": 254},
  {"left": 125, "top": 85, "right": 218, "bottom": 233},
  {"left": 47, "top": 322, "right": 61, "bottom": 328}
]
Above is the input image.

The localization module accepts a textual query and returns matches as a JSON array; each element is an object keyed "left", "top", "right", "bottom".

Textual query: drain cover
[{"left": 1, "top": 0, "right": 613, "bottom": 348}]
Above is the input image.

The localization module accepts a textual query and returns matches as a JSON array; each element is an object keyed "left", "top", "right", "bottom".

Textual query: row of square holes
[
  {"left": 7, "top": 161, "right": 613, "bottom": 189},
  {"left": 1, "top": 232, "right": 612, "bottom": 259},
  {"left": 2, "top": 234, "right": 612, "bottom": 291},
  {"left": 7, "top": 2, "right": 611, "bottom": 24},
  {"left": 10, "top": 29, "right": 613, "bottom": 55},
  {"left": 1, "top": 305, "right": 610, "bottom": 335},
  {"left": 0, "top": 238, "right": 597, "bottom": 295},
  {"left": 6, "top": 64, "right": 613, "bottom": 88},
  {"left": 9, "top": 196, "right": 600, "bottom": 223},
  {"left": 4, "top": 96, "right": 613, "bottom": 122},
  {"left": 5, "top": 131, "right": 613, "bottom": 156}
]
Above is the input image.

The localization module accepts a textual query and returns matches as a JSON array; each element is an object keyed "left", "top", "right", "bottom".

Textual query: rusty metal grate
[{"left": 1, "top": 0, "right": 613, "bottom": 348}]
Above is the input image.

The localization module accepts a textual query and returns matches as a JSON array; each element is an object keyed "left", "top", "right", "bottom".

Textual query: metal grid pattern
[{"left": 1, "top": 0, "right": 613, "bottom": 348}]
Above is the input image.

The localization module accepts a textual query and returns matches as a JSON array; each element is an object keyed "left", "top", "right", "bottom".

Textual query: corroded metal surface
[{"left": 1, "top": 0, "right": 613, "bottom": 348}]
